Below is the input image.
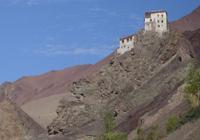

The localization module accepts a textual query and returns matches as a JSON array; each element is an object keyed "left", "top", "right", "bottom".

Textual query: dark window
[
  {"left": 178, "top": 57, "right": 182, "bottom": 62},
  {"left": 161, "top": 20, "right": 164, "bottom": 23},
  {"left": 158, "top": 25, "right": 160, "bottom": 28},
  {"left": 157, "top": 20, "right": 160, "bottom": 23},
  {"left": 122, "top": 40, "right": 124, "bottom": 43},
  {"left": 150, "top": 19, "right": 152, "bottom": 22},
  {"left": 161, "top": 14, "right": 164, "bottom": 17}
]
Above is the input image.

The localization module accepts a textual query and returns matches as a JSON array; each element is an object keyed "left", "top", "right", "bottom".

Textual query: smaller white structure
[
  {"left": 117, "top": 34, "right": 135, "bottom": 55},
  {"left": 144, "top": 10, "right": 168, "bottom": 33}
]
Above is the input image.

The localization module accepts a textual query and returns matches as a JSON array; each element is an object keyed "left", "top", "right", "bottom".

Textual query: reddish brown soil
[
  {"left": 5, "top": 53, "right": 113, "bottom": 106},
  {"left": 170, "top": 6, "right": 200, "bottom": 32}
]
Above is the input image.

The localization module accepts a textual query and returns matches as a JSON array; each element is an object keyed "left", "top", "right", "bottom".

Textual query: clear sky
[{"left": 0, "top": 0, "right": 199, "bottom": 83}]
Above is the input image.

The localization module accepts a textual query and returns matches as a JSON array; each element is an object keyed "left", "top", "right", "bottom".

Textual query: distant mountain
[
  {"left": 2, "top": 65, "right": 92, "bottom": 106},
  {"left": 170, "top": 6, "right": 200, "bottom": 32},
  {"left": 2, "top": 53, "right": 113, "bottom": 107},
  {"left": 0, "top": 52, "right": 113, "bottom": 129}
]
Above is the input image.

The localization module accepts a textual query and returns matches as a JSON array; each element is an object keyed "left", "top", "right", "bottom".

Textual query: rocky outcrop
[{"left": 47, "top": 31, "right": 193, "bottom": 138}]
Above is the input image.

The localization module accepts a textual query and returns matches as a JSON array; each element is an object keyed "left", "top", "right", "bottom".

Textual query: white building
[
  {"left": 117, "top": 10, "right": 168, "bottom": 55},
  {"left": 144, "top": 10, "right": 168, "bottom": 33},
  {"left": 117, "top": 34, "right": 135, "bottom": 55}
]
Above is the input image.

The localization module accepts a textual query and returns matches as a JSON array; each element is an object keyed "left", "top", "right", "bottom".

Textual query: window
[
  {"left": 122, "top": 40, "right": 124, "bottom": 43},
  {"left": 161, "top": 20, "right": 164, "bottom": 23},
  {"left": 158, "top": 25, "right": 160, "bottom": 28},
  {"left": 157, "top": 20, "right": 160, "bottom": 23},
  {"left": 157, "top": 14, "right": 159, "bottom": 17},
  {"left": 161, "top": 14, "right": 164, "bottom": 17},
  {"left": 150, "top": 18, "right": 152, "bottom": 22},
  {"left": 178, "top": 57, "right": 182, "bottom": 62}
]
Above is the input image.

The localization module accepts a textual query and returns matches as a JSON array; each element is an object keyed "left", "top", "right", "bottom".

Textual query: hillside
[
  {"left": 184, "top": 28, "right": 200, "bottom": 61},
  {"left": 0, "top": 5, "right": 199, "bottom": 140},
  {"left": 47, "top": 30, "right": 193, "bottom": 139},
  {"left": 2, "top": 53, "right": 113, "bottom": 107},
  {"left": 0, "top": 53, "right": 113, "bottom": 129},
  {"left": 2, "top": 65, "right": 92, "bottom": 106},
  {"left": 47, "top": 7, "right": 200, "bottom": 138}
]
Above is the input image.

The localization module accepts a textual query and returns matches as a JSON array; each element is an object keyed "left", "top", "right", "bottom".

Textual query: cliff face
[{"left": 47, "top": 31, "right": 193, "bottom": 138}]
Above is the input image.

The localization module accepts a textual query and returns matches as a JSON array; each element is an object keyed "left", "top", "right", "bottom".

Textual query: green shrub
[
  {"left": 104, "top": 112, "right": 115, "bottom": 133},
  {"left": 103, "top": 132, "right": 127, "bottom": 140},
  {"left": 96, "top": 112, "right": 127, "bottom": 140},
  {"left": 180, "top": 107, "right": 200, "bottom": 125},
  {"left": 166, "top": 116, "right": 180, "bottom": 134},
  {"left": 146, "top": 126, "right": 160, "bottom": 140},
  {"left": 133, "top": 128, "right": 144, "bottom": 140},
  {"left": 184, "top": 63, "right": 200, "bottom": 108}
]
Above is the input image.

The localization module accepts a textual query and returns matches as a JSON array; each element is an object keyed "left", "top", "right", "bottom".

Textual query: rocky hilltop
[
  {"left": 47, "top": 30, "right": 193, "bottom": 139},
  {"left": 46, "top": 7, "right": 200, "bottom": 140}
]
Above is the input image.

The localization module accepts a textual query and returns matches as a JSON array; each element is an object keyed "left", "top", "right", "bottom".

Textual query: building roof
[
  {"left": 145, "top": 10, "right": 167, "bottom": 17},
  {"left": 120, "top": 34, "right": 135, "bottom": 41}
]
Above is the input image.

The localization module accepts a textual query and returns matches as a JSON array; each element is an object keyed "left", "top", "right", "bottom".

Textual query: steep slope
[
  {"left": 47, "top": 31, "right": 193, "bottom": 139},
  {"left": 163, "top": 118, "right": 200, "bottom": 140},
  {"left": 184, "top": 28, "right": 200, "bottom": 61},
  {"left": 0, "top": 53, "right": 113, "bottom": 129},
  {"left": 0, "top": 98, "right": 45, "bottom": 140},
  {"left": 170, "top": 6, "right": 200, "bottom": 32},
  {"left": 21, "top": 93, "right": 69, "bottom": 129}
]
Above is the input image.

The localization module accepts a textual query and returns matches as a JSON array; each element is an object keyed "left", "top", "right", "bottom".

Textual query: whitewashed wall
[
  {"left": 117, "top": 36, "right": 135, "bottom": 55},
  {"left": 145, "top": 12, "right": 168, "bottom": 33}
]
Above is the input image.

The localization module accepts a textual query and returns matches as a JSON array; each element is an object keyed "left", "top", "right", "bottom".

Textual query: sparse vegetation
[
  {"left": 146, "top": 126, "right": 160, "bottom": 140},
  {"left": 180, "top": 107, "right": 200, "bottom": 125},
  {"left": 181, "top": 62, "right": 200, "bottom": 124},
  {"left": 184, "top": 62, "right": 200, "bottom": 108},
  {"left": 166, "top": 116, "right": 180, "bottom": 134},
  {"left": 133, "top": 128, "right": 145, "bottom": 140},
  {"left": 161, "top": 62, "right": 200, "bottom": 135},
  {"left": 133, "top": 126, "right": 161, "bottom": 140},
  {"left": 96, "top": 112, "right": 127, "bottom": 140}
]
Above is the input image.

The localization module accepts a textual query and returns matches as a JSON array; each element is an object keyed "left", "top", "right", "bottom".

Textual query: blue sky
[{"left": 0, "top": 0, "right": 199, "bottom": 83}]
